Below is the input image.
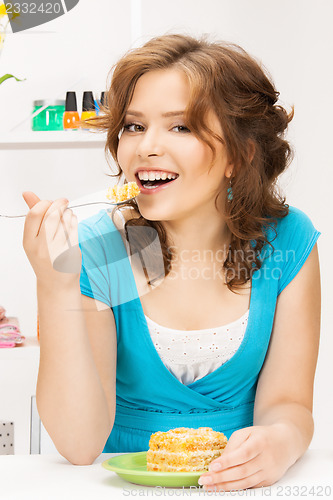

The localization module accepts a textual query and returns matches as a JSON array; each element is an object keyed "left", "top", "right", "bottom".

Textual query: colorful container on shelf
[
  {"left": 81, "top": 91, "right": 96, "bottom": 129},
  {"left": 63, "top": 91, "right": 80, "bottom": 130},
  {"left": 98, "top": 91, "right": 107, "bottom": 115},
  {"left": 32, "top": 99, "right": 65, "bottom": 131}
]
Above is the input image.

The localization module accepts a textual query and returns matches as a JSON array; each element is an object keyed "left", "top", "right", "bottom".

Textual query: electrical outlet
[{"left": 0, "top": 421, "right": 14, "bottom": 455}]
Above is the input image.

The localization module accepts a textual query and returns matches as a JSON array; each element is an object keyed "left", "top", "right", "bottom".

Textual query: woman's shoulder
[
  {"left": 277, "top": 205, "right": 315, "bottom": 227},
  {"left": 263, "top": 205, "right": 321, "bottom": 259},
  {"left": 266, "top": 205, "right": 318, "bottom": 239}
]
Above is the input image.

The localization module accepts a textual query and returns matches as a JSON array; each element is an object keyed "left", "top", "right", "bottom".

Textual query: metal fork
[{"left": 0, "top": 196, "right": 138, "bottom": 219}]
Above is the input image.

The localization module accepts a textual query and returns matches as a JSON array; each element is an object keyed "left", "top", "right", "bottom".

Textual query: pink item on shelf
[{"left": 0, "top": 323, "right": 25, "bottom": 348}]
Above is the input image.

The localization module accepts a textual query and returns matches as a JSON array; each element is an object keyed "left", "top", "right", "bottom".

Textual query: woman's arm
[
  {"left": 37, "top": 286, "right": 117, "bottom": 465},
  {"left": 253, "top": 242, "right": 321, "bottom": 456},
  {"left": 199, "top": 243, "right": 321, "bottom": 491},
  {"left": 22, "top": 192, "right": 117, "bottom": 465}
]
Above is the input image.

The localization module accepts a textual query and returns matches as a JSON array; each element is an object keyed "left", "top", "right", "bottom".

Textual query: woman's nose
[{"left": 136, "top": 128, "right": 164, "bottom": 158}]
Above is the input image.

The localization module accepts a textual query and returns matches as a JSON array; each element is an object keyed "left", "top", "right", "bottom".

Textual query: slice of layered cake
[{"left": 146, "top": 427, "right": 228, "bottom": 472}]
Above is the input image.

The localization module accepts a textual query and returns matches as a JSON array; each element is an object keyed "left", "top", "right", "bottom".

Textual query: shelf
[{"left": 0, "top": 131, "right": 107, "bottom": 148}]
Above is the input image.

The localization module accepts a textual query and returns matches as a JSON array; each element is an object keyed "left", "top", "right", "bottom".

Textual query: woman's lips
[{"left": 135, "top": 174, "right": 179, "bottom": 195}]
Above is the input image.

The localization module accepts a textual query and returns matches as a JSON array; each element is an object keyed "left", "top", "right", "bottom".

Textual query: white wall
[{"left": 0, "top": 0, "right": 332, "bottom": 450}]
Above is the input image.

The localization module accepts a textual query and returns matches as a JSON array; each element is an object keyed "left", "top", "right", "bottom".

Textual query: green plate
[{"left": 102, "top": 451, "right": 206, "bottom": 487}]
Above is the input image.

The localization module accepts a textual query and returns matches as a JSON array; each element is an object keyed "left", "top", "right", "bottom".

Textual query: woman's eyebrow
[{"left": 125, "top": 110, "right": 185, "bottom": 118}]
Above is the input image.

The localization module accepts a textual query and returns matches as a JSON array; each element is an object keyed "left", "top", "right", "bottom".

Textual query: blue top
[{"left": 78, "top": 206, "right": 321, "bottom": 453}]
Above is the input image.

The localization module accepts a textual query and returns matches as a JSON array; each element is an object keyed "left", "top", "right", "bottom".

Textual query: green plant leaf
[{"left": 0, "top": 74, "right": 26, "bottom": 85}]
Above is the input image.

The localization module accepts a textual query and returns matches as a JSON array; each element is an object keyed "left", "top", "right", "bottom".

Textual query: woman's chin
[
  {"left": 135, "top": 201, "right": 172, "bottom": 222},
  {"left": 139, "top": 211, "right": 166, "bottom": 222}
]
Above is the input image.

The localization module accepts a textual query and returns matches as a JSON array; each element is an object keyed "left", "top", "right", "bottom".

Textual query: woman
[{"left": 22, "top": 34, "right": 321, "bottom": 491}]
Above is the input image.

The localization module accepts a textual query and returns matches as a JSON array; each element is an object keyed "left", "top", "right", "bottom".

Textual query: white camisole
[{"left": 144, "top": 312, "right": 249, "bottom": 385}]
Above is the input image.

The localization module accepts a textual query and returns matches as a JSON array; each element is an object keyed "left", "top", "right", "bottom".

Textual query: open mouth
[{"left": 135, "top": 173, "right": 179, "bottom": 190}]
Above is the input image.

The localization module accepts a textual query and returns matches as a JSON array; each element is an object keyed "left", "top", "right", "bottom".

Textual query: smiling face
[{"left": 117, "top": 68, "right": 232, "bottom": 222}]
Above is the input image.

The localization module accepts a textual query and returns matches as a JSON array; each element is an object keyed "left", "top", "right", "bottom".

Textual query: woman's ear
[
  {"left": 248, "top": 140, "right": 256, "bottom": 163},
  {"left": 226, "top": 164, "right": 234, "bottom": 178},
  {"left": 225, "top": 141, "right": 254, "bottom": 179}
]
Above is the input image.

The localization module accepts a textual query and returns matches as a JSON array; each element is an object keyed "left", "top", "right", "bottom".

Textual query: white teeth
[{"left": 137, "top": 170, "right": 178, "bottom": 181}]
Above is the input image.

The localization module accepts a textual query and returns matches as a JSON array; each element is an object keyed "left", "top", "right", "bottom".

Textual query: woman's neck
[{"left": 162, "top": 212, "right": 231, "bottom": 264}]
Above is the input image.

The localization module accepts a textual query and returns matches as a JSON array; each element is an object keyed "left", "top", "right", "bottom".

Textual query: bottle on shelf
[
  {"left": 63, "top": 91, "right": 80, "bottom": 130},
  {"left": 100, "top": 91, "right": 108, "bottom": 114},
  {"left": 100, "top": 91, "right": 106, "bottom": 105},
  {"left": 81, "top": 91, "right": 96, "bottom": 129},
  {"left": 32, "top": 99, "right": 65, "bottom": 131}
]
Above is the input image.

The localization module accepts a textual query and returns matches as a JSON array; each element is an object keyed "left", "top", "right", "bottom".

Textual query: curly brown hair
[{"left": 88, "top": 33, "right": 294, "bottom": 294}]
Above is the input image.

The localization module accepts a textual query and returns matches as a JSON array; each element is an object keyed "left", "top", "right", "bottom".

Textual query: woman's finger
[
  {"left": 70, "top": 213, "right": 79, "bottom": 246},
  {"left": 23, "top": 200, "right": 53, "bottom": 246},
  {"left": 204, "top": 469, "right": 264, "bottom": 493},
  {"left": 208, "top": 427, "right": 253, "bottom": 472},
  {"left": 52, "top": 210, "right": 73, "bottom": 252},
  {"left": 210, "top": 440, "right": 260, "bottom": 472},
  {"left": 38, "top": 199, "right": 69, "bottom": 238},
  {"left": 225, "top": 427, "right": 253, "bottom": 452},
  {"left": 203, "top": 453, "right": 262, "bottom": 485},
  {"left": 22, "top": 191, "right": 41, "bottom": 209},
  {"left": 51, "top": 212, "right": 81, "bottom": 275},
  {"left": 53, "top": 206, "right": 73, "bottom": 241}
]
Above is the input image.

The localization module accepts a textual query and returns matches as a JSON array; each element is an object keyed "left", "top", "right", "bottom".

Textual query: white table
[{"left": 0, "top": 450, "right": 332, "bottom": 500}]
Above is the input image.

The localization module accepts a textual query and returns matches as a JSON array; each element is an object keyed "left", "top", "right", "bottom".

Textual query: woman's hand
[
  {"left": 198, "top": 424, "right": 297, "bottom": 492},
  {"left": 22, "top": 191, "right": 82, "bottom": 288}
]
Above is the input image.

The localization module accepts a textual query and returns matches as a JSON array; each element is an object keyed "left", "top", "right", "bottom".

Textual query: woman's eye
[
  {"left": 123, "top": 123, "right": 144, "bottom": 132},
  {"left": 172, "top": 125, "right": 190, "bottom": 133},
  {"left": 122, "top": 123, "right": 190, "bottom": 133}
]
